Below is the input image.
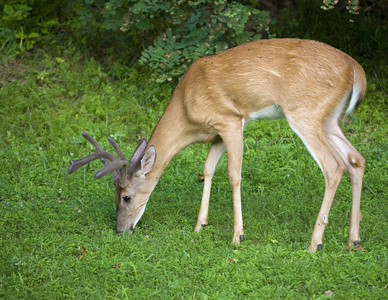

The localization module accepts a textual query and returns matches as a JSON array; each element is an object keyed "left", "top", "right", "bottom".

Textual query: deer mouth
[{"left": 116, "top": 225, "right": 134, "bottom": 234}]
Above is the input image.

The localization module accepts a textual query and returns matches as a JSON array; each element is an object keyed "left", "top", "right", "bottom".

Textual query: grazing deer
[{"left": 67, "top": 38, "right": 366, "bottom": 252}]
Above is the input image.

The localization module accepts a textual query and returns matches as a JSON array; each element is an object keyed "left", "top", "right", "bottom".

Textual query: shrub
[
  {"left": 123, "top": 1, "right": 271, "bottom": 82},
  {"left": 1, "top": 0, "right": 271, "bottom": 83},
  {"left": 0, "top": 0, "right": 65, "bottom": 51},
  {"left": 0, "top": 0, "right": 132, "bottom": 55}
]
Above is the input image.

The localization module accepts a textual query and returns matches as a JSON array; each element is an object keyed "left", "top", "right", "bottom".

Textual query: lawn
[{"left": 0, "top": 47, "right": 387, "bottom": 299}]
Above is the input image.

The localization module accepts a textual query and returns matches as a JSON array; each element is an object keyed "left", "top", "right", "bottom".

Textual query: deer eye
[{"left": 122, "top": 196, "right": 131, "bottom": 202}]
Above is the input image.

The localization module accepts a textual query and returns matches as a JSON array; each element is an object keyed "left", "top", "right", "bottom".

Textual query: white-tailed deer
[{"left": 67, "top": 38, "right": 366, "bottom": 252}]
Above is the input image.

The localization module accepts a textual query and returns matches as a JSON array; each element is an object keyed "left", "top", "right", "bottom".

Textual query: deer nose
[{"left": 116, "top": 226, "right": 134, "bottom": 234}]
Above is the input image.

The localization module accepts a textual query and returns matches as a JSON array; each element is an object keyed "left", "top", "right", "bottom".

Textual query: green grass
[{"left": 0, "top": 47, "right": 387, "bottom": 299}]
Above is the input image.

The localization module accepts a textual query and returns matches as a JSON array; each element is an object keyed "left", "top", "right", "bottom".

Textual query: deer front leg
[
  {"left": 195, "top": 136, "right": 225, "bottom": 232},
  {"left": 220, "top": 120, "right": 245, "bottom": 244}
]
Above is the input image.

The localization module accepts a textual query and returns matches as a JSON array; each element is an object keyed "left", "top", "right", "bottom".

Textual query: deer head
[{"left": 67, "top": 132, "right": 156, "bottom": 233}]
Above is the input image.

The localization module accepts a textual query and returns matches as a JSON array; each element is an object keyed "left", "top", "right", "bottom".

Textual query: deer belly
[{"left": 248, "top": 104, "right": 285, "bottom": 121}]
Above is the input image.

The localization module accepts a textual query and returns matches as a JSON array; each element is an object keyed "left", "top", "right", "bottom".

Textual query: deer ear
[{"left": 140, "top": 146, "right": 156, "bottom": 175}]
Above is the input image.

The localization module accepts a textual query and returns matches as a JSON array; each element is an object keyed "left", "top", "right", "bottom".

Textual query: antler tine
[
  {"left": 96, "top": 138, "right": 148, "bottom": 187},
  {"left": 100, "top": 158, "right": 120, "bottom": 183},
  {"left": 67, "top": 132, "right": 119, "bottom": 176},
  {"left": 67, "top": 133, "right": 148, "bottom": 187},
  {"left": 108, "top": 137, "right": 127, "bottom": 161},
  {"left": 94, "top": 137, "right": 129, "bottom": 181}
]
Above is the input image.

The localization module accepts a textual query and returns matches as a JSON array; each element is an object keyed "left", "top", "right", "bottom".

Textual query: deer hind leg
[
  {"left": 195, "top": 136, "right": 225, "bottom": 232},
  {"left": 287, "top": 118, "right": 345, "bottom": 252},
  {"left": 326, "top": 122, "right": 365, "bottom": 250}
]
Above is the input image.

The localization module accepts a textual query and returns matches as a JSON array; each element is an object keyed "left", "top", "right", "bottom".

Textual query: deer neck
[{"left": 144, "top": 98, "right": 193, "bottom": 185}]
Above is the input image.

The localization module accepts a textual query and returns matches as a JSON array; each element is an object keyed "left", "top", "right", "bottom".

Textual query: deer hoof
[
  {"left": 318, "top": 244, "right": 323, "bottom": 250},
  {"left": 345, "top": 240, "right": 365, "bottom": 251},
  {"left": 201, "top": 224, "right": 207, "bottom": 229},
  {"left": 240, "top": 234, "right": 244, "bottom": 241}
]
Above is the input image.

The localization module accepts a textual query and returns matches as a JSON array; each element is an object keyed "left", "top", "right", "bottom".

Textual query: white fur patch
[
  {"left": 323, "top": 215, "right": 328, "bottom": 224},
  {"left": 288, "top": 125, "right": 323, "bottom": 172},
  {"left": 132, "top": 202, "right": 147, "bottom": 229},
  {"left": 345, "top": 69, "right": 362, "bottom": 116}
]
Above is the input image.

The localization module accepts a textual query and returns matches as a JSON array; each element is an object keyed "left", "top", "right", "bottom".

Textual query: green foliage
[
  {"left": 69, "top": 0, "right": 131, "bottom": 38},
  {"left": 274, "top": 0, "right": 388, "bottom": 64},
  {"left": 130, "top": 1, "right": 271, "bottom": 82},
  {"left": 0, "top": 0, "right": 62, "bottom": 51},
  {"left": 0, "top": 0, "right": 134, "bottom": 59},
  {"left": 1, "top": 0, "right": 271, "bottom": 82},
  {"left": 321, "top": 0, "right": 361, "bottom": 16},
  {"left": 1, "top": 0, "right": 386, "bottom": 85}
]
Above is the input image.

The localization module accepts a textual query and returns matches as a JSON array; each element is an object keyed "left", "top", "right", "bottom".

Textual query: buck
[{"left": 67, "top": 38, "right": 366, "bottom": 252}]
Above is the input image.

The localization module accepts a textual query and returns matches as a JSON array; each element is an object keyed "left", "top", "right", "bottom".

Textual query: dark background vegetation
[
  {"left": 0, "top": 0, "right": 387, "bottom": 298},
  {"left": 1, "top": 0, "right": 387, "bottom": 82}
]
